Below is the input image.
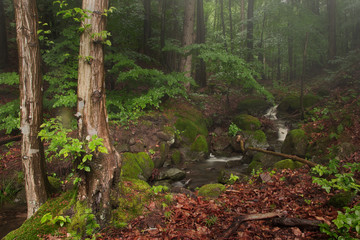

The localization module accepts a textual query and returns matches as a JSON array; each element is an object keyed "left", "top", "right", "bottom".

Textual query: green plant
[
  {"left": 249, "top": 168, "right": 264, "bottom": 184},
  {"left": 41, "top": 213, "right": 71, "bottom": 227},
  {"left": 228, "top": 173, "right": 239, "bottom": 184},
  {"left": 205, "top": 215, "right": 218, "bottom": 227},
  {"left": 151, "top": 185, "right": 169, "bottom": 195},
  {"left": 148, "top": 149, "right": 155, "bottom": 155},
  {"left": 0, "top": 99, "right": 20, "bottom": 134},
  {"left": 0, "top": 180, "right": 18, "bottom": 205},
  {"left": 228, "top": 122, "right": 241, "bottom": 137},
  {"left": 164, "top": 210, "right": 173, "bottom": 220}
]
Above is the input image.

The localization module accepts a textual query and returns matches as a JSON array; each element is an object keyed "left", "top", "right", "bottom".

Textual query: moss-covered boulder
[
  {"left": 251, "top": 152, "right": 282, "bottom": 169},
  {"left": 278, "top": 94, "right": 321, "bottom": 114},
  {"left": 237, "top": 97, "right": 272, "bottom": 116},
  {"left": 232, "top": 130, "right": 268, "bottom": 150},
  {"left": 121, "top": 152, "right": 154, "bottom": 180},
  {"left": 190, "top": 135, "right": 209, "bottom": 154},
  {"left": 233, "top": 114, "right": 261, "bottom": 131},
  {"left": 198, "top": 183, "right": 226, "bottom": 198},
  {"left": 328, "top": 191, "right": 356, "bottom": 208},
  {"left": 273, "top": 159, "right": 304, "bottom": 170},
  {"left": 281, "top": 129, "right": 308, "bottom": 157},
  {"left": 158, "top": 168, "right": 186, "bottom": 181},
  {"left": 247, "top": 160, "right": 263, "bottom": 174},
  {"left": 171, "top": 150, "right": 182, "bottom": 165}
]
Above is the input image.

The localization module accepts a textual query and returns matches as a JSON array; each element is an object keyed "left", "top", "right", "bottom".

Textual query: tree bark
[
  {"left": 240, "top": 0, "right": 245, "bottom": 32},
  {"left": 300, "top": 32, "right": 309, "bottom": 120},
  {"left": 327, "top": 0, "right": 336, "bottom": 60},
  {"left": 160, "top": 0, "right": 166, "bottom": 66},
  {"left": 287, "top": 0, "right": 294, "bottom": 81},
  {"left": 14, "top": 0, "right": 48, "bottom": 218},
  {"left": 246, "top": 0, "right": 255, "bottom": 61},
  {"left": 228, "top": 0, "right": 233, "bottom": 52},
  {"left": 180, "top": 0, "right": 195, "bottom": 79},
  {"left": 195, "top": 0, "right": 206, "bottom": 87},
  {"left": 77, "top": 0, "right": 121, "bottom": 226},
  {"left": 0, "top": 0, "right": 8, "bottom": 69},
  {"left": 220, "top": 0, "right": 227, "bottom": 50}
]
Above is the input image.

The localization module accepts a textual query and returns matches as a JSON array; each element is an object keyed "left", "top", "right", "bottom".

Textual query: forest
[{"left": 0, "top": 0, "right": 360, "bottom": 239}]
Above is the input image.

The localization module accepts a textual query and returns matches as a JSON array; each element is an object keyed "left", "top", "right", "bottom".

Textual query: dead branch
[
  {"left": 222, "top": 211, "right": 287, "bottom": 239},
  {"left": 272, "top": 217, "right": 322, "bottom": 230},
  {"left": 0, "top": 135, "right": 21, "bottom": 146}
]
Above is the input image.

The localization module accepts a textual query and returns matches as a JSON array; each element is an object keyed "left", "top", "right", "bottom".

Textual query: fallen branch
[
  {"left": 222, "top": 211, "right": 287, "bottom": 239},
  {"left": 236, "top": 135, "right": 317, "bottom": 168},
  {"left": 0, "top": 135, "right": 21, "bottom": 146},
  {"left": 272, "top": 217, "right": 322, "bottom": 230}
]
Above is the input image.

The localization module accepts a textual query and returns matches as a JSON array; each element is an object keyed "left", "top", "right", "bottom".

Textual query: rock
[
  {"left": 115, "top": 143, "right": 130, "bottom": 153},
  {"left": 121, "top": 152, "right": 154, "bottom": 180},
  {"left": 198, "top": 183, "right": 226, "bottom": 198},
  {"left": 158, "top": 168, "right": 186, "bottom": 181},
  {"left": 278, "top": 94, "right": 321, "bottom": 114},
  {"left": 129, "top": 142, "right": 146, "bottom": 152},
  {"left": 247, "top": 160, "right": 263, "bottom": 174},
  {"left": 156, "top": 131, "right": 172, "bottom": 141},
  {"left": 281, "top": 129, "right": 308, "bottom": 157},
  {"left": 237, "top": 97, "right": 272, "bottom": 116},
  {"left": 251, "top": 152, "right": 281, "bottom": 169},
  {"left": 211, "top": 135, "right": 232, "bottom": 154},
  {"left": 190, "top": 135, "right": 209, "bottom": 154},
  {"left": 233, "top": 114, "right": 261, "bottom": 131},
  {"left": 232, "top": 130, "right": 269, "bottom": 150},
  {"left": 273, "top": 159, "right": 304, "bottom": 170},
  {"left": 328, "top": 191, "right": 356, "bottom": 208},
  {"left": 171, "top": 150, "right": 182, "bottom": 165}
]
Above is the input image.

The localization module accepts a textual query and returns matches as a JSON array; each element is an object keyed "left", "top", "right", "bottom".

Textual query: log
[
  {"left": 222, "top": 211, "right": 287, "bottom": 239},
  {"left": 272, "top": 217, "right": 322, "bottom": 229},
  {"left": 0, "top": 135, "right": 21, "bottom": 146},
  {"left": 236, "top": 135, "right": 317, "bottom": 168}
]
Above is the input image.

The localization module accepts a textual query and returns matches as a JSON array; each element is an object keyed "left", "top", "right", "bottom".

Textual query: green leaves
[
  {"left": 0, "top": 72, "right": 19, "bottom": 86},
  {"left": 0, "top": 100, "right": 20, "bottom": 134}
]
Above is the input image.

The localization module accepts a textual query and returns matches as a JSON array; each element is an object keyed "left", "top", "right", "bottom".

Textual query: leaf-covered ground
[{"left": 98, "top": 165, "right": 360, "bottom": 239}]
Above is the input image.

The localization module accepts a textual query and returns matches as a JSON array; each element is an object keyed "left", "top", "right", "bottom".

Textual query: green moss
[
  {"left": 252, "top": 130, "right": 267, "bottom": 143},
  {"left": 190, "top": 135, "right": 209, "bottom": 153},
  {"left": 4, "top": 191, "right": 76, "bottom": 240},
  {"left": 171, "top": 150, "right": 182, "bottom": 164},
  {"left": 175, "top": 118, "right": 208, "bottom": 143},
  {"left": 281, "top": 129, "right": 308, "bottom": 157},
  {"left": 112, "top": 179, "right": 151, "bottom": 227},
  {"left": 273, "top": 159, "right": 304, "bottom": 170},
  {"left": 121, "top": 152, "right": 154, "bottom": 180},
  {"left": 247, "top": 160, "right": 263, "bottom": 174},
  {"left": 233, "top": 114, "right": 261, "bottom": 131},
  {"left": 279, "top": 94, "right": 321, "bottom": 113},
  {"left": 328, "top": 191, "right": 356, "bottom": 208},
  {"left": 237, "top": 98, "right": 271, "bottom": 115},
  {"left": 48, "top": 176, "right": 61, "bottom": 191},
  {"left": 198, "top": 184, "right": 225, "bottom": 198}
]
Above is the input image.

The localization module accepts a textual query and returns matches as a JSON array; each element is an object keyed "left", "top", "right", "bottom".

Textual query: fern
[
  {"left": 0, "top": 72, "right": 19, "bottom": 86},
  {"left": 0, "top": 100, "right": 20, "bottom": 134}
]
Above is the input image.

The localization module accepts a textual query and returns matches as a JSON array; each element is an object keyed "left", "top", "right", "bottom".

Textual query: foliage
[
  {"left": 228, "top": 122, "right": 241, "bottom": 137},
  {"left": 0, "top": 72, "right": 19, "bottom": 86},
  {"left": 228, "top": 174, "right": 239, "bottom": 185},
  {"left": 151, "top": 185, "right": 169, "bottom": 195},
  {"left": 38, "top": 118, "right": 107, "bottom": 181},
  {"left": 0, "top": 179, "right": 18, "bottom": 205},
  {"left": 0, "top": 99, "right": 20, "bottom": 134},
  {"left": 41, "top": 213, "right": 71, "bottom": 227}
]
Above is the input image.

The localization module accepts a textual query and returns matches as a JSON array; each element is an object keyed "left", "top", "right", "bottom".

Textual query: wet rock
[
  {"left": 233, "top": 114, "right": 261, "bottom": 131},
  {"left": 281, "top": 129, "right": 308, "bottom": 157},
  {"left": 158, "top": 168, "right": 186, "bottom": 181},
  {"left": 273, "top": 159, "right": 304, "bottom": 170},
  {"left": 198, "top": 183, "right": 225, "bottom": 198}
]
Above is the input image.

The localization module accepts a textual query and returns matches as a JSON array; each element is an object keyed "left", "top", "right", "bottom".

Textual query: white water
[{"left": 264, "top": 105, "right": 288, "bottom": 142}]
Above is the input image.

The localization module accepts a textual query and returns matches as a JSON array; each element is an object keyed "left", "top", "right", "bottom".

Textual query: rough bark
[
  {"left": 327, "top": 0, "right": 336, "bottom": 60},
  {"left": 246, "top": 0, "right": 254, "bottom": 61},
  {"left": 195, "top": 0, "right": 206, "bottom": 87},
  {"left": 14, "top": 0, "right": 48, "bottom": 218},
  {"left": 0, "top": 0, "right": 8, "bottom": 69},
  {"left": 180, "top": 0, "right": 195, "bottom": 79},
  {"left": 77, "top": 0, "right": 121, "bottom": 226}
]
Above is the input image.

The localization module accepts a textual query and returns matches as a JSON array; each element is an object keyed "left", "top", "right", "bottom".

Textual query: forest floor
[{"left": 1, "top": 66, "right": 360, "bottom": 239}]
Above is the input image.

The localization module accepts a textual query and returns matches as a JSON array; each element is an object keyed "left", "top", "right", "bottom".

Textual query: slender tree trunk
[
  {"left": 213, "top": 0, "right": 217, "bottom": 32},
  {"left": 246, "top": 0, "right": 254, "bottom": 61},
  {"left": 0, "top": 0, "right": 8, "bottom": 69},
  {"left": 258, "top": 12, "right": 266, "bottom": 67},
  {"left": 241, "top": 0, "right": 245, "bottom": 32},
  {"left": 195, "top": 0, "right": 206, "bottom": 87},
  {"left": 14, "top": 0, "right": 48, "bottom": 218},
  {"left": 143, "top": 0, "right": 151, "bottom": 55},
  {"left": 77, "top": 0, "right": 121, "bottom": 226},
  {"left": 287, "top": 1, "right": 294, "bottom": 81},
  {"left": 327, "top": 0, "right": 336, "bottom": 60},
  {"left": 300, "top": 32, "right": 309, "bottom": 120},
  {"left": 228, "top": 0, "right": 233, "bottom": 52},
  {"left": 220, "top": 0, "right": 227, "bottom": 50},
  {"left": 160, "top": 0, "right": 166, "bottom": 66},
  {"left": 180, "top": 0, "right": 195, "bottom": 79}
]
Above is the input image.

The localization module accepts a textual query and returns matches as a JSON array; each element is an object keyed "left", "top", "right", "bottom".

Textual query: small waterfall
[{"left": 264, "top": 105, "right": 288, "bottom": 142}]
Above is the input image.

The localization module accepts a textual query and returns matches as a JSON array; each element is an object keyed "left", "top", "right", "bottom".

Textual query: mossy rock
[
  {"left": 237, "top": 97, "right": 271, "bottom": 116},
  {"left": 4, "top": 191, "right": 77, "bottom": 240},
  {"left": 273, "top": 159, "right": 304, "bottom": 170},
  {"left": 190, "top": 135, "right": 209, "bottom": 154},
  {"left": 247, "top": 160, "right": 263, "bottom": 174},
  {"left": 278, "top": 94, "right": 321, "bottom": 113},
  {"left": 48, "top": 176, "right": 62, "bottom": 191},
  {"left": 281, "top": 129, "right": 308, "bottom": 157},
  {"left": 238, "top": 130, "right": 268, "bottom": 149},
  {"left": 251, "top": 152, "right": 281, "bottom": 169},
  {"left": 112, "top": 178, "right": 151, "bottom": 228},
  {"left": 175, "top": 118, "right": 208, "bottom": 143},
  {"left": 171, "top": 150, "right": 182, "bottom": 165},
  {"left": 328, "top": 191, "right": 356, "bottom": 208},
  {"left": 233, "top": 114, "right": 261, "bottom": 131},
  {"left": 198, "top": 184, "right": 225, "bottom": 198},
  {"left": 121, "top": 152, "right": 154, "bottom": 180}
]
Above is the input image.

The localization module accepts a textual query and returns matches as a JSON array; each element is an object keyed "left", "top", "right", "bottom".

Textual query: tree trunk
[
  {"left": 228, "top": 0, "right": 233, "bottom": 53},
  {"left": 77, "top": 0, "right": 121, "bottom": 227},
  {"left": 246, "top": 0, "right": 254, "bottom": 61},
  {"left": 14, "top": 0, "right": 48, "bottom": 218},
  {"left": 327, "top": 0, "right": 336, "bottom": 60},
  {"left": 160, "top": 0, "right": 166, "bottom": 66},
  {"left": 241, "top": 0, "right": 245, "bottom": 32},
  {"left": 300, "top": 32, "right": 309, "bottom": 120},
  {"left": 195, "top": 0, "right": 206, "bottom": 87},
  {"left": 220, "top": 0, "right": 227, "bottom": 50},
  {"left": 180, "top": 0, "right": 195, "bottom": 79},
  {"left": 0, "top": 0, "right": 8, "bottom": 69},
  {"left": 287, "top": 1, "right": 294, "bottom": 81},
  {"left": 143, "top": 0, "right": 151, "bottom": 55}
]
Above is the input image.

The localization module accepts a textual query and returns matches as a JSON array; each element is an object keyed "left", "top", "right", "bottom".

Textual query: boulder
[
  {"left": 121, "top": 152, "right": 154, "bottom": 180},
  {"left": 198, "top": 183, "right": 226, "bottom": 198},
  {"left": 237, "top": 97, "right": 272, "bottom": 116},
  {"left": 281, "top": 129, "right": 308, "bottom": 157},
  {"left": 273, "top": 159, "right": 304, "bottom": 170},
  {"left": 233, "top": 114, "right": 261, "bottom": 131},
  {"left": 158, "top": 168, "right": 186, "bottom": 181}
]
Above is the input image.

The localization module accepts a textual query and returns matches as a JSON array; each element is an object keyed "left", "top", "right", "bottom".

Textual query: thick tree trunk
[
  {"left": 143, "top": 0, "right": 151, "bottom": 55},
  {"left": 180, "top": 0, "right": 195, "bottom": 79},
  {"left": 246, "top": 0, "right": 254, "bottom": 61},
  {"left": 0, "top": 0, "right": 8, "bottom": 69},
  {"left": 77, "top": 0, "right": 121, "bottom": 226},
  {"left": 195, "top": 0, "right": 206, "bottom": 87},
  {"left": 327, "top": 0, "right": 336, "bottom": 60},
  {"left": 14, "top": 0, "right": 48, "bottom": 218}
]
